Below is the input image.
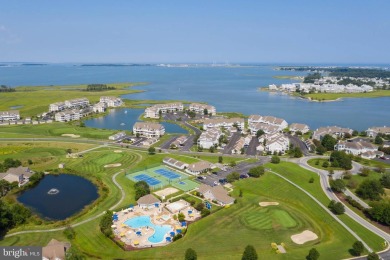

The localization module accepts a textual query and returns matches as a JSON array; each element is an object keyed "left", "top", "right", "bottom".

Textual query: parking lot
[
  {"left": 198, "top": 158, "right": 270, "bottom": 186},
  {"left": 222, "top": 132, "right": 241, "bottom": 154}
]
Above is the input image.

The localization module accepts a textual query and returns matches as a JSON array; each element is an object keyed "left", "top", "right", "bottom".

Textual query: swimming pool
[{"left": 124, "top": 215, "right": 172, "bottom": 244}]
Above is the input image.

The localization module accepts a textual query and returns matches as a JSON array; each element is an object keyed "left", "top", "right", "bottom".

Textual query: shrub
[
  {"left": 185, "top": 248, "right": 197, "bottom": 260},
  {"left": 63, "top": 227, "right": 76, "bottom": 240},
  {"left": 248, "top": 166, "right": 265, "bottom": 178},
  {"left": 309, "top": 177, "right": 314, "bottom": 183},
  {"left": 352, "top": 241, "right": 364, "bottom": 256},
  {"left": 271, "top": 155, "right": 280, "bottom": 164},
  {"left": 201, "top": 208, "right": 211, "bottom": 218},
  {"left": 328, "top": 200, "right": 345, "bottom": 215}
]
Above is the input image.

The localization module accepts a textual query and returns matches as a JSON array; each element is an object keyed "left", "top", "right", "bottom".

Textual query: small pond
[{"left": 18, "top": 174, "right": 99, "bottom": 220}]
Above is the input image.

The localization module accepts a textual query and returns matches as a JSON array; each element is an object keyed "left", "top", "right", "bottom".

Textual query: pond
[
  {"left": 18, "top": 174, "right": 99, "bottom": 220},
  {"left": 84, "top": 108, "right": 187, "bottom": 134}
]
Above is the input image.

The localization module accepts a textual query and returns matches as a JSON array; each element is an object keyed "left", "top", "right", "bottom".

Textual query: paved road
[
  {"left": 160, "top": 136, "right": 179, "bottom": 149},
  {"left": 4, "top": 151, "right": 143, "bottom": 238},
  {"left": 295, "top": 156, "right": 390, "bottom": 250},
  {"left": 180, "top": 135, "right": 195, "bottom": 151},
  {"left": 246, "top": 136, "right": 259, "bottom": 156},
  {"left": 183, "top": 121, "right": 202, "bottom": 135},
  {"left": 287, "top": 133, "right": 310, "bottom": 156},
  {"left": 223, "top": 132, "right": 241, "bottom": 154}
]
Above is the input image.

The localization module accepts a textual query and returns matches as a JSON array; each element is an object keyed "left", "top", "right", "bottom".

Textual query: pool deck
[{"left": 112, "top": 201, "right": 200, "bottom": 248}]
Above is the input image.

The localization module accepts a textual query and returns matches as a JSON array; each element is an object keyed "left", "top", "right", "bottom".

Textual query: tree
[
  {"left": 248, "top": 166, "right": 265, "bottom": 178},
  {"left": 178, "top": 212, "right": 185, "bottom": 222},
  {"left": 306, "top": 248, "right": 320, "bottom": 260},
  {"left": 27, "top": 159, "right": 33, "bottom": 165},
  {"left": 330, "top": 151, "right": 352, "bottom": 170},
  {"left": 352, "top": 241, "right": 364, "bottom": 256},
  {"left": 321, "top": 134, "right": 337, "bottom": 151},
  {"left": 218, "top": 156, "right": 223, "bottom": 163},
  {"left": 366, "top": 201, "right": 390, "bottom": 225},
  {"left": 230, "top": 161, "right": 236, "bottom": 167},
  {"left": 63, "top": 226, "right": 76, "bottom": 240},
  {"left": 330, "top": 179, "right": 346, "bottom": 193},
  {"left": 271, "top": 155, "right": 280, "bottom": 164},
  {"left": 359, "top": 167, "right": 371, "bottom": 177},
  {"left": 367, "top": 252, "right": 380, "bottom": 260},
  {"left": 242, "top": 245, "right": 258, "bottom": 260},
  {"left": 316, "top": 145, "right": 327, "bottom": 155},
  {"left": 203, "top": 108, "right": 208, "bottom": 115},
  {"left": 352, "top": 130, "right": 359, "bottom": 136},
  {"left": 328, "top": 200, "right": 345, "bottom": 215},
  {"left": 134, "top": 181, "right": 151, "bottom": 200},
  {"left": 226, "top": 172, "right": 240, "bottom": 183},
  {"left": 376, "top": 165, "right": 386, "bottom": 174},
  {"left": 256, "top": 130, "right": 265, "bottom": 138},
  {"left": 293, "top": 147, "right": 303, "bottom": 158},
  {"left": 148, "top": 147, "right": 156, "bottom": 155},
  {"left": 356, "top": 180, "right": 384, "bottom": 201},
  {"left": 209, "top": 146, "right": 215, "bottom": 153},
  {"left": 375, "top": 135, "right": 383, "bottom": 145},
  {"left": 322, "top": 161, "right": 329, "bottom": 168},
  {"left": 185, "top": 248, "right": 197, "bottom": 260},
  {"left": 99, "top": 211, "right": 113, "bottom": 238},
  {"left": 200, "top": 208, "right": 210, "bottom": 218},
  {"left": 380, "top": 173, "right": 390, "bottom": 188}
]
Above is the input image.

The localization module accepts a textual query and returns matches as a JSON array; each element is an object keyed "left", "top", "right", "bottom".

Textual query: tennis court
[{"left": 126, "top": 165, "right": 199, "bottom": 191}]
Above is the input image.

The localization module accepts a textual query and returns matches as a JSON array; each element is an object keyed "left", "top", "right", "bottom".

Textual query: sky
[{"left": 0, "top": 0, "right": 389, "bottom": 64}]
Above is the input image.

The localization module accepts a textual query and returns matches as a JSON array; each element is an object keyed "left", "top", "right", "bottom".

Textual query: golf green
[{"left": 241, "top": 207, "right": 298, "bottom": 230}]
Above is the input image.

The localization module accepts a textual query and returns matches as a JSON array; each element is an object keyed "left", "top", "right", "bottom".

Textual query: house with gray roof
[{"left": 197, "top": 184, "right": 235, "bottom": 206}]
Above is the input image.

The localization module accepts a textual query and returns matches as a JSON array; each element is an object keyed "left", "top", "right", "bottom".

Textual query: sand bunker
[
  {"left": 259, "top": 202, "right": 279, "bottom": 207},
  {"left": 291, "top": 230, "right": 318, "bottom": 244},
  {"left": 104, "top": 163, "right": 122, "bottom": 168},
  {"left": 61, "top": 134, "right": 80, "bottom": 138},
  {"left": 114, "top": 150, "right": 123, "bottom": 153},
  {"left": 154, "top": 187, "right": 179, "bottom": 197}
]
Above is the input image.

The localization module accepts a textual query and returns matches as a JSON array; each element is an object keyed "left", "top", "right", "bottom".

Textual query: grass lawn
[
  {"left": 307, "top": 158, "right": 344, "bottom": 171},
  {"left": 0, "top": 83, "right": 144, "bottom": 117},
  {"left": 0, "top": 123, "right": 118, "bottom": 139},
  {"left": 354, "top": 158, "right": 390, "bottom": 168},
  {"left": 305, "top": 90, "right": 390, "bottom": 101},
  {"left": 266, "top": 162, "right": 385, "bottom": 252},
  {"left": 1, "top": 173, "right": 364, "bottom": 259}
]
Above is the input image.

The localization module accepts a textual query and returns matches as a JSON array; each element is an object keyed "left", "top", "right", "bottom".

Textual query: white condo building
[
  {"left": 133, "top": 122, "right": 165, "bottom": 138},
  {"left": 54, "top": 110, "right": 81, "bottom": 122},
  {"left": 0, "top": 110, "right": 20, "bottom": 121},
  {"left": 93, "top": 102, "right": 107, "bottom": 113},
  {"left": 248, "top": 115, "right": 288, "bottom": 131},
  {"left": 188, "top": 103, "right": 216, "bottom": 115},
  {"left": 100, "top": 96, "right": 123, "bottom": 107},
  {"left": 64, "top": 98, "right": 90, "bottom": 108},
  {"left": 197, "top": 128, "right": 223, "bottom": 149},
  {"left": 203, "top": 118, "right": 244, "bottom": 130},
  {"left": 289, "top": 123, "right": 310, "bottom": 134},
  {"left": 257, "top": 133, "right": 290, "bottom": 154},
  {"left": 366, "top": 126, "right": 390, "bottom": 138},
  {"left": 49, "top": 102, "right": 66, "bottom": 112},
  {"left": 312, "top": 126, "right": 353, "bottom": 140},
  {"left": 144, "top": 103, "right": 184, "bottom": 118}
]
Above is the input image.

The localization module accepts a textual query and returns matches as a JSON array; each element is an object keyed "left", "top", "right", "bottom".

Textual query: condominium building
[
  {"left": 0, "top": 110, "right": 20, "bottom": 121},
  {"left": 334, "top": 140, "right": 377, "bottom": 156},
  {"left": 248, "top": 115, "right": 288, "bottom": 131},
  {"left": 93, "top": 102, "right": 107, "bottom": 113},
  {"left": 49, "top": 102, "right": 66, "bottom": 112},
  {"left": 203, "top": 118, "right": 244, "bottom": 130},
  {"left": 64, "top": 98, "right": 90, "bottom": 108},
  {"left": 312, "top": 126, "right": 353, "bottom": 140},
  {"left": 366, "top": 126, "right": 390, "bottom": 138},
  {"left": 289, "top": 123, "right": 310, "bottom": 134},
  {"left": 144, "top": 103, "right": 184, "bottom": 118},
  {"left": 257, "top": 132, "right": 290, "bottom": 154},
  {"left": 197, "top": 128, "right": 223, "bottom": 149},
  {"left": 100, "top": 96, "right": 123, "bottom": 107},
  {"left": 188, "top": 103, "right": 216, "bottom": 115},
  {"left": 133, "top": 122, "right": 165, "bottom": 138},
  {"left": 54, "top": 110, "right": 81, "bottom": 122}
]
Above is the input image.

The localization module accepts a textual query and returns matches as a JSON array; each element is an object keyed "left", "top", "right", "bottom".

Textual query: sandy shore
[{"left": 291, "top": 230, "right": 318, "bottom": 244}]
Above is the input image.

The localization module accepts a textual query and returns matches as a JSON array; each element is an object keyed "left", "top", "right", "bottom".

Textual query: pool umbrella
[
  {"left": 176, "top": 229, "right": 182, "bottom": 234},
  {"left": 181, "top": 221, "right": 187, "bottom": 227},
  {"left": 166, "top": 237, "right": 172, "bottom": 242},
  {"left": 170, "top": 231, "right": 175, "bottom": 237},
  {"left": 188, "top": 210, "right": 192, "bottom": 214},
  {"left": 133, "top": 240, "right": 139, "bottom": 245},
  {"left": 136, "top": 231, "right": 142, "bottom": 236},
  {"left": 129, "top": 204, "right": 134, "bottom": 208},
  {"left": 155, "top": 203, "right": 159, "bottom": 208},
  {"left": 120, "top": 232, "right": 125, "bottom": 237}
]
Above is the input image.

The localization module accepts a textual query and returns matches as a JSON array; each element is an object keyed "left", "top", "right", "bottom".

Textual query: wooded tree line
[
  {"left": 0, "top": 85, "right": 16, "bottom": 92},
  {"left": 86, "top": 84, "right": 116, "bottom": 91}
]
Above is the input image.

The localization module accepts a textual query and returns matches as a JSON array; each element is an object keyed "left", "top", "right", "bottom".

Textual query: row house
[
  {"left": 93, "top": 102, "right": 107, "bottom": 113},
  {"left": 64, "top": 98, "right": 90, "bottom": 108},
  {"left": 188, "top": 103, "right": 216, "bottom": 115},
  {"left": 54, "top": 110, "right": 81, "bottom": 122},
  {"left": 248, "top": 114, "right": 288, "bottom": 131},
  {"left": 132, "top": 122, "right": 165, "bottom": 138},
  {"left": 49, "top": 102, "right": 66, "bottom": 112},
  {"left": 144, "top": 103, "right": 184, "bottom": 118},
  {"left": 289, "top": 123, "right": 310, "bottom": 134},
  {"left": 257, "top": 133, "right": 290, "bottom": 154},
  {"left": 231, "top": 137, "right": 245, "bottom": 154},
  {"left": 249, "top": 122, "right": 280, "bottom": 135},
  {"left": 312, "top": 126, "right": 353, "bottom": 140},
  {"left": 366, "top": 126, "right": 390, "bottom": 138},
  {"left": 170, "top": 135, "right": 188, "bottom": 149},
  {"left": 0, "top": 110, "right": 20, "bottom": 121},
  {"left": 334, "top": 140, "right": 378, "bottom": 156},
  {"left": 198, "top": 128, "right": 222, "bottom": 149},
  {"left": 203, "top": 118, "right": 244, "bottom": 131},
  {"left": 100, "top": 96, "right": 123, "bottom": 107}
]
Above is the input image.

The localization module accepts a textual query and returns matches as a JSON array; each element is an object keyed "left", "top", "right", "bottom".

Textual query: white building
[
  {"left": 366, "top": 126, "right": 390, "bottom": 138},
  {"left": 49, "top": 102, "right": 66, "bottom": 112},
  {"left": 93, "top": 102, "right": 107, "bottom": 113},
  {"left": 133, "top": 122, "right": 165, "bottom": 138},
  {"left": 188, "top": 103, "right": 216, "bottom": 115},
  {"left": 203, "top": 118, "right": 244, "bottom": 131},
  {"left": 100, "top": 96, "right": 123, "bottom": 107},
  {"left": 186, "top": 161, "right": 212, "bottom": 175},
  {"left": 248, "top": 115, "right": 288, "bottom": 130},
  {"left": 334, "top": 140, "right": 378, "bottom": 156},
  {"left": 257, "top": 133, "right": 290, "bottom": 154},
  {"left": 290, "top": 123, "right": 310, "bottom": 134},
  {"left": 170, "top": 135, "right": 188, "bottom": 149},
  {"left": 108, "top": 132, "right": 126, "bottom": 141},
  {"left": 0, "top": 110, "right": 20, "bottom": 121},
  {"left": 163, "top": 157, "right": 188, "bottom": 170},
  {"left": 54, "top": 110, "right": 81, "bottom": 122},
  {"left": 231, "top": 137, "right": 245, "bottom": 154},
  {"left": 197, "top": 128, "right": 222, "bottom": 149},
  {"left": 64, "top": 98, "right": 89, "bottom": 108},
  {"left": 144, "top": 103, "right": 184, "bottom": 118},
  {"left": 0, "top": 166, "right": 34, "bottom": 187},
  {"left": 312, "top": 126, "right": 353, "bottom": 140},
  {"left": 249, "top": 122, "right": 280, "bottom": 135}
]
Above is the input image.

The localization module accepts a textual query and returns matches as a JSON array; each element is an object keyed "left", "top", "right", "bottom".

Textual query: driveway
[
  {"left": 246, "top": 136, "right": 259, "bottom": 156},
  {"left": 160, "top": 136, "right": 180, "bottom": 149},
  {"left": 223, "top": 132, "right": 241, "bottom": 154},
  {"left": 287, "top": 133, "right": 310, "bottom": 156}
]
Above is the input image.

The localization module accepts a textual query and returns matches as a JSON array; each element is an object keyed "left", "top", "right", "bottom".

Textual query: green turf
[
  {"left": 241, "top": 207, "right": 298, "bottom": 230},
  {"left": 171, "top": 179, "right": 199, "bottom": 192}
]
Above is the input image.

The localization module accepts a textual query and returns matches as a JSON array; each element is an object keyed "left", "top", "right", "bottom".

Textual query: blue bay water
[{"left": 1, "top": 64, "right": 389, "bottom": 130}]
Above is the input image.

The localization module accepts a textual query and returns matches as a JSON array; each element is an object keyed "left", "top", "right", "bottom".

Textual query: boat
[
  {"left": 124, "top": 110, "right": 128, "bottom": 114},
  {"left": 120, "top": 123, "right": 125, "bottom": 126}
]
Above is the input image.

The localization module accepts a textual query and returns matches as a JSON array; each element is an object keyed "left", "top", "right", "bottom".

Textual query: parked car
[
  {"left": 213, "top": 181, "right": 220, "bottom": 186},
  {"left": 197, "top": 176, "right": 206, "bottom": 180},
  {"left": 240, "top": 174, "right": 249, "bottom": 179},
  {"left": 219, "top": 178, "right": 227, "bottom": 184}
]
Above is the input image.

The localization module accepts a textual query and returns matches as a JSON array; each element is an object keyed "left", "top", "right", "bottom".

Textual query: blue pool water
[{"left": 124, "top": 215, "right": 172, "bottom": 243}]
